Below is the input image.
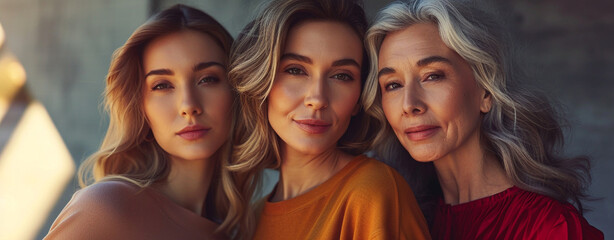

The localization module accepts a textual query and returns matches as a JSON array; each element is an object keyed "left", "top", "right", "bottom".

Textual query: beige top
[{"left": 44, "top": 180, "right": 227, "bottom": 240}]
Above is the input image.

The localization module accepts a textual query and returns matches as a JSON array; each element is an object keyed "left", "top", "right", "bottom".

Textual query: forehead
[
  {"left": 378, "top": 22, "right": 456, "bottom": 66},
  {"left": 283, "top": 20, "right": 362, "bottom": 57},
  {"left": 143, "top": 30, "right": 226, "bottom": 70}
]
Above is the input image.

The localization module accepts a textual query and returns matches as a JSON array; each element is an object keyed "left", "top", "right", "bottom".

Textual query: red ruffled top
[{"left": 431, "top": 186, "right": 603, "bottom": 240}]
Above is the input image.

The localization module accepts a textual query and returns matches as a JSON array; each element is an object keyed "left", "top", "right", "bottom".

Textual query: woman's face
[
  {"left": 142, "top": 30, "right": 232, "bottom": 161},
  {"left": 268, "top": 20, "right": 363, "bottom": 156},
  {"left": 377, "top": 23, "right": 491, "bottom": 162}
]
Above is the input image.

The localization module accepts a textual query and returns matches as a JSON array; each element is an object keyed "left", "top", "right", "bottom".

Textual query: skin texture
[
  {"left": 142, "top": 29, "right": 232, "bottom": 214},
  {"left": 268, "top": 20, "right": 363, "bottom": 202},
  {"left": 378, "top": 23, "right": 511, "bottom": 205}
]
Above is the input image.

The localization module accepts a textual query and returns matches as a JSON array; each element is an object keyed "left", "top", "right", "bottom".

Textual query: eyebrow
[
  {"left": 280, "top": 53, "right": 312, "bottom": 64},
  {"left": 377, "top": 56, "right": 452, "bottom": 79},
  {"left": 416, "top": 56, "right": 451, "bottom": 67},
  {"left": 332, "top": 59, "right": 360, "bottom": 68},
  {"left": 194, "top": 61, "right": 225, "bottom": 72},
  {"left": 377, "top": 67, "right": 396, "bottom": 79},
  {"left": 144, "top": 69, "right": 173, "bottom": 78},
  {"left": 145, "top": 61, "right": 225, "bottom": 78},
  {"left": 281, "top": 53, "right": 360, "bottom": 69}
]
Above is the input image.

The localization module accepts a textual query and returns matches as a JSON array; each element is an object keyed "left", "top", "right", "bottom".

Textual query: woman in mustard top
[{"left": 227, "top": 0, "right": 431, "bottom": 239}]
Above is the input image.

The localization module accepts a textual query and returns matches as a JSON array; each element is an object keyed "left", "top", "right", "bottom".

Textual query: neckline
[
  {"left": 439, "top": 186, "right": 521, "bottom": 212},
  {"left": 262, "top": 155, "right": 368, "bottom": 215}
]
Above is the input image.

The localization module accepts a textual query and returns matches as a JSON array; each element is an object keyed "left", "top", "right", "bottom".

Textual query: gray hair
[{"left": 364, "top": 0, "right": 592, "bottom": 221}]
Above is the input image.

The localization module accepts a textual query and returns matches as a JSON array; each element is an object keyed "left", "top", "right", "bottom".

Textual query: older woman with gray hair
[{"left": 364, "top": 0, "right": 603, "bottom": 239}]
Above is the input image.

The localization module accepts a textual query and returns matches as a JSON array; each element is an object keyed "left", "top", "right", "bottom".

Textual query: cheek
[
  {"left": 433, "top": 85, "right": 481, "bottom": 134},
  {"left": 331, "top": 82, "right": 362, "bottom": 118},
  {"left": 380, "top": 93, "right": 401, "bottom": 129},
  {"left": 268, "top": 80, "right": 302, "bottom": 116},
  {"left": 144, "top": 95, "right": 175, "bottom": 132}
]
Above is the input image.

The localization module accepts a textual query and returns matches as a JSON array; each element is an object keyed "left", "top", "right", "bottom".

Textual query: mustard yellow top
[
  {"left": 253, "top": 155, "right": 431, "bottom": 240},
  {"left": 44, "top": 180, "right": 227, "bottom": 240}
]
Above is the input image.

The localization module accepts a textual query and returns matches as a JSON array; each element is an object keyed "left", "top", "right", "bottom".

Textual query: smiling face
[
  {"left": 142, "top": 30, "right": 232, "bottom": 161},
  {"left": 377, "top": 23, "right": 492, "bottom": 162},
  {"left": 267, "top": 20, "right": 363, "bottom": 156}
]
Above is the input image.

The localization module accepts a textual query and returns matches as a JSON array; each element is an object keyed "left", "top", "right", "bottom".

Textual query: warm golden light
[
  {"left": 0, "top": 52, "right": 27, "bottom": 121},
  {"left": 0, "top": 23, "right": 5, "bottom": 47},
  {"left": 0, "top": 96, "right": 6, "bottom": 123},
  {"left": 5, "top": 58, "right": 26, "bottom": 86},
  {"left": 0, "top": 101, "right": 75, "bottom": 240},
  {"left": 1, "top": 25, "right": 74, "bottom": 239}
]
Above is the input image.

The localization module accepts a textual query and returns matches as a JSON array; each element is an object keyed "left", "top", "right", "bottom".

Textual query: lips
[
  {"left": 404, "top": 125, "right": 439, "bottom": 141},
  {"left": 294, "top": 119, "right": 332, "bottom": 134},
  {"left": 176, "top": 125, "right": 210, "bottom": 140}
]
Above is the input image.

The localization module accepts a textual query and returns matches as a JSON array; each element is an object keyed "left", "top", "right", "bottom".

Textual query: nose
[
  {"left": 179, "top": 86, "right": 203, "bottom": 117},
  {"left": 304, "top": 75, "right": 328, "bottom": 110},
  {"left": 402, "top": 82, "right": 426, "bottom": 115}
]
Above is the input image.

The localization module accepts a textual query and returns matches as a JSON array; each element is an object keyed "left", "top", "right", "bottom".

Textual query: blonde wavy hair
[
  {"left": 226, "top": 0, "right": 377, "bottom": 234},
  {"left": 364, "top": 0, "right": 592, "bottom": 221},
  {"left": 77, "top": 4, "right": 250, "bottom": 238}
]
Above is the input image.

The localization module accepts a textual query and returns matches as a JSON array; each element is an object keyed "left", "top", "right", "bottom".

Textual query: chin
[
  {"left": 398, "top": 139, "right": 439, "bottom": 162},
  {"left": 405, "top": 147, "right": 441, "bottom": 163},
  {"left": 173, "top": 149, "right": 218, "bottom": 161},
  {"left": 408, "top": 149, "right": 441, "bottom": 163},
  {"left": 293, "top": 144, "right": 331, "bottom": 156},
  {"left": 296, "top": 147, "right": 329, "bottom": 156},
  {"left": 410, "top": 156, "right": 437, "bottom": 163}
]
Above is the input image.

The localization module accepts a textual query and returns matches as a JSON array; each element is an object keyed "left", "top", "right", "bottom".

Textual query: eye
[
  {"left": 198, "top": 76, "right": 219, "bottom": 85},
  {"left": 384, "top": 82, "right": 402, "bottom": 91},
  {"left": 331, "top": 73, "right": 354, "bottom": 81},
  {"left": 152, "top": 82, "right": 172, "bottom": 90},
  {"left": 285, "top": 67, "right": 306, "bottom": 75},
  {"left": 425, "top": 73, "right": 444, "bottom": 81}
]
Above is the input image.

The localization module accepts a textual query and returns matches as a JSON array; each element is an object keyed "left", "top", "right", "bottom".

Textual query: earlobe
[{"left": 480, "top": 91, "right": 492, "bottom": 113}]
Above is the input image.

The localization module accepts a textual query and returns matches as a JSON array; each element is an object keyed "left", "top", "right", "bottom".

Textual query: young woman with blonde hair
[
  {"left": 365, "top": 0, "right": 603, "bottom": 239},
  {"left": 45, "top": 5, "right": 252, "bottom": 239},
  {"left": 228, "top": 0, "right": 430, "bottom": 239}
]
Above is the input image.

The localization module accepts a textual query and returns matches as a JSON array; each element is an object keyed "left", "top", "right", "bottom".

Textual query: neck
[
  {"left": 433, "top": 132, "right": 512, "bottom": 205},
  {"left": 271, "top": 146, "right": 352, "bottom": 202},
  {"left": 155, "top": 155, "right": 215, "bottom": 216}
]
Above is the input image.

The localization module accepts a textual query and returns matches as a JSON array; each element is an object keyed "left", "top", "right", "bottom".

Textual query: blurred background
[{"left": 0, "top": 0, "right": 612, "bottom": 239}]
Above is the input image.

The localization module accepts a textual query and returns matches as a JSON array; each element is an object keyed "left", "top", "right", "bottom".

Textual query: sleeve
[
  {"left": 43, "top": 183, "right": 133, "bottom": 240},
  {"left": 342, "top": 165, "right": 432, "bottom": 240},
  {"left": 544, "top": 205, "right": 604, "bottom": 240}
]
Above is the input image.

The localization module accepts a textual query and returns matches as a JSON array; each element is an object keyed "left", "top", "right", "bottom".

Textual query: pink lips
[
  {"left": 176, "top": 125, "right": 210, "bottom": 140},
  {"left": 294, "top": 119, "right": 332, "bottom": 134},
  {"left": 405, "top": 125, "right": 439, "bottom": 141}
]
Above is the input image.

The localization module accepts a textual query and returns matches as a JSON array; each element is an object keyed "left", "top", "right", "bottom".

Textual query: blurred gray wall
[{"left": 0, "top": 0, "right": 611, "bottom": 239}]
